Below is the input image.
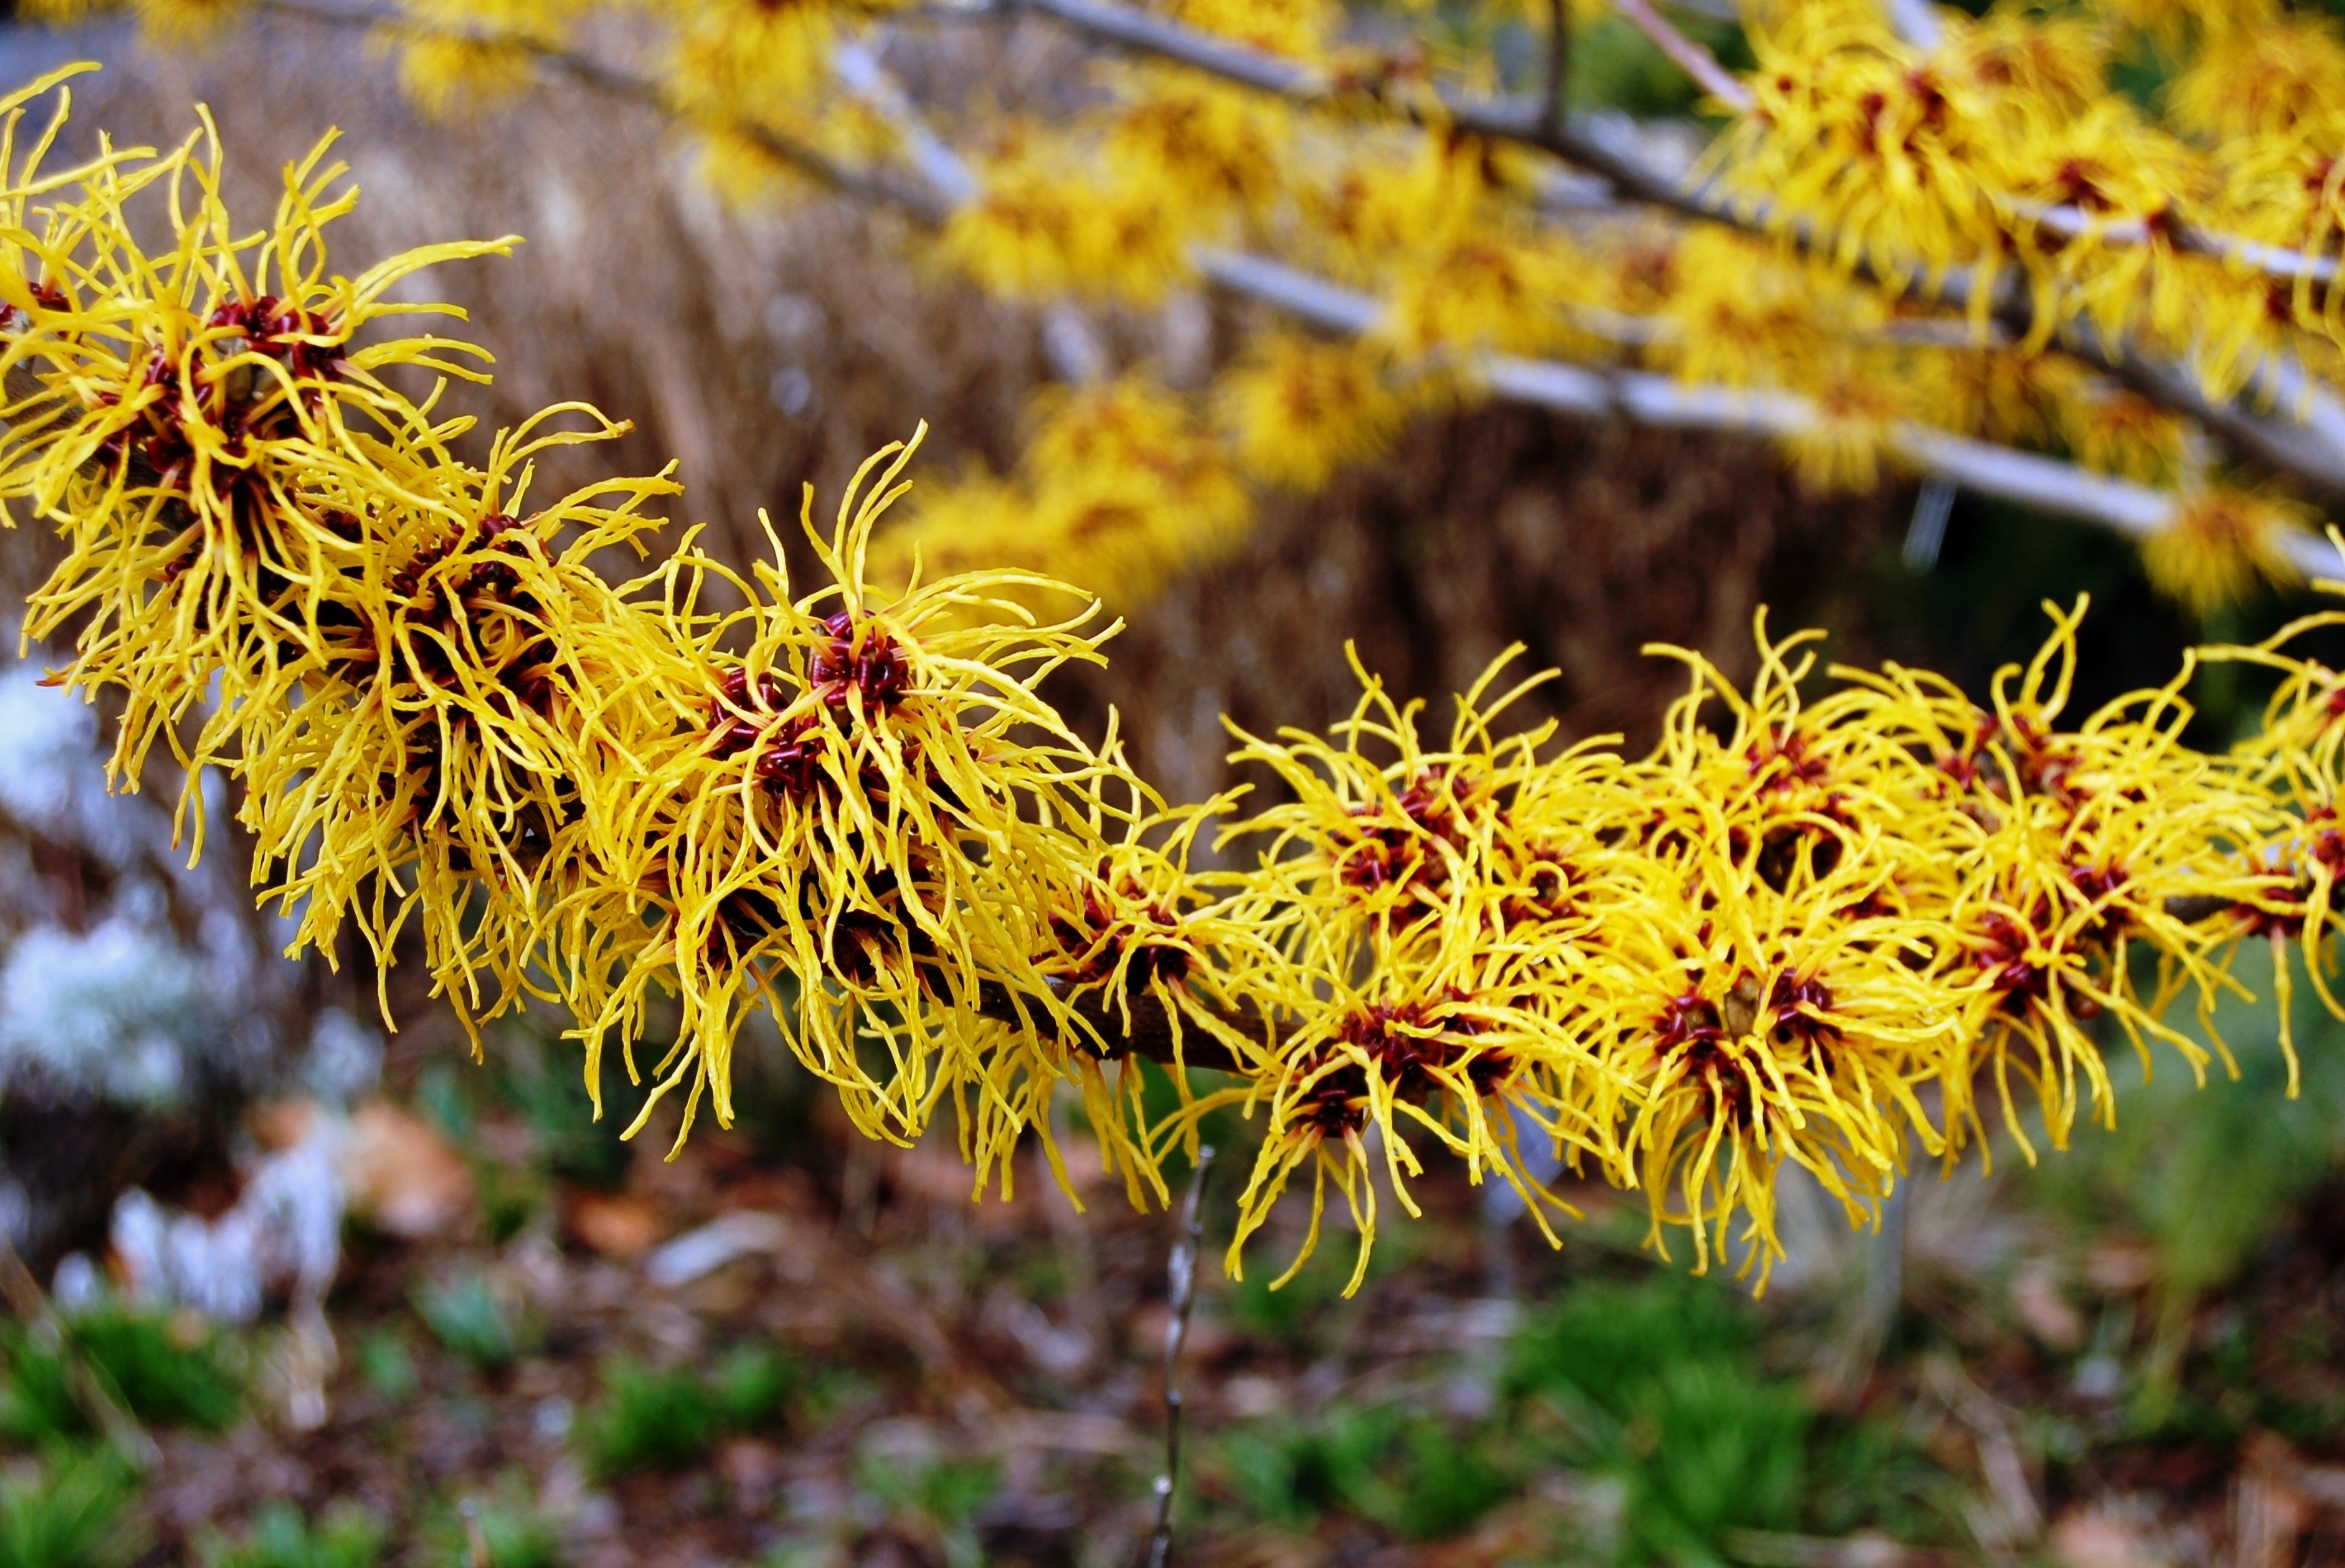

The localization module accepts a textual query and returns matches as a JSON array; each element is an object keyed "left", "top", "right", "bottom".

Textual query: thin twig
[
  {"left": 1145, "top": 1144, "right": 1215, "bottom": 1568},
  {"left": 1539, "top": 0, "right": 1570, "bottom": 134},
  {"left": 1608, "top": 0, "right": 1751, "bottom": 111},
  {"left": 459, "top": 1499, "right": 492, "bottom": 1568}
]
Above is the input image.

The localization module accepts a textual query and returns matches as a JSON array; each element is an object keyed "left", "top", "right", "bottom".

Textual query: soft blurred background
[{"left": 1, "top": 5, "right": 2343, "bottom": 1566}]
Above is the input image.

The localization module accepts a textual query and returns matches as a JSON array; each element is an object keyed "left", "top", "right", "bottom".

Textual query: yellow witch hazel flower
[
  {"left": 1210, "top": 648, "right": 1633, "bottom": 1286},
  {"left": 1380, "top": 227, "right": 1589, "bottom": 358},
  {"left": 1220, "top": 644, "right": 1523, "bottom": 947},
  {"left": 2, "top": 94, "right": 511, "bottom": 841},
  {"left": 943, "top": 126, "right": 1193, "bottom": 305},
  {"left": 1162, "top": 0, "right": 1334, "bottom": 58},
  {"left": 1213, "top": 332, "right": 1403, "bottom": 491},
  {"left": 1594, "top": 844, "right": 1958, "bottom": 1285},
  {"left": 2141, "top": 486, "right": 2313, "bottom": 619},
  {"left": 2064, "top": 388, "right": 2191, "bottom": 488},
  {"left": 1779, "top": 352, "right": 1912, "bottom": 495},
  {"left": 2165, "top": 12, "right": 2345, "bottom": 145},
  {"left": 1657, "top": 228, "right": 1883, "bottom": 392},
  {"left": 1024, "top": 380, "right": 1250, "bottom": 583},
  {"left": 236, "top": 410, "right": 686, "bottom": 1046},
  {"left": 1617, "top": 623, "right": 1970, "bottom": 1277},
  {"left": 1842, "top": 600, "right": 2285, "bottom": 1147},
  {"left": 394, "top": 0, "right": 597, "bottom": 118},
  {"left": 571, "top": 429, "right": 1137, "bottom": 1158},
  {"left": 1101, "top": 66, "right": 1295, "bottom": 226},
  {"left": 0, "top": 73, "right": 694, "bottom": 1053},
  {"left": 1716, "top": 9, "right": 1995, "bottom": 286},
  {"left": 1218, "top": 897, "right": 1618, "bottom": 1296},
  {"left": 1910, "top": 343, "right": 2084, "bottom": 452},
  {"left": 983, "top": 780, "right": 1280, "bottom": 1209},
  {"left": 2202, "top": 560, "right": 2345, "bottom": 1086},
  {"left": 1938, "top": 9, "right": 2108, "bottom": 118},
  {"left": 872, "top": 377, "right": 1251, "bottom": 613},
  {"left": 1294, "top": 131, "right": 1540, "bottom": 296},
  {"left": 1707, "top": 0, "right": 2236, "bottom": 374},
  {"left": 660, "top": 0, "right": 905, "bottom": 119},
  {"left": 1995, "top": 101, "right": 2212, "bottom": 356}
]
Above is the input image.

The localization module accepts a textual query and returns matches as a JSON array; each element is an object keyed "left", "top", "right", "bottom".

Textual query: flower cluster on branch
[{"left": 11, "top": 73, "right": 2345, "bottom": 1294}]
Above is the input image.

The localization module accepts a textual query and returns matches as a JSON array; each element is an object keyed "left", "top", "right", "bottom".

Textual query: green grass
[
  {"left": 1210, "top": 1274, "right": 1780, "bottom": 1553},
  {"left": 1805, "top": 1414, "right": 1964, "bottom": 1547},
  {"left": 580, "top": 1362, "right": 716, "bottom": 1476},
  {"left": 1226, "top": 1246, "right": 1351, "bottom": 1350},
  {"left": 1506, "top": 1274, "right": 1809, "bottom": 1564},
  {"left": 0, "top": 1306, "right": 240, "bottom": 1441},
  {"left": 710, "top": 1346, "right": 793, "bottom": 1429},
  {"left": 197, "top": 1502, "right": 384, "bottom": 1568},
  {"left": 580, "top": 1346, "right": 798, "bottom": 1479},
  {"left": 415, "top": 1061, "right": 476, "bottom": 1144},
  {"left": 1505, "top": 1272, "right": 1758, "bottom": 1414},
  {"left": 0, "top": 1448, "right": 143, "bottom": 1568},
  {"left": 71, "top": 1309, "right": 240, "bottom": 1431},
  {"left": 355, "top": 1333, "right": 416, "bottom": 1403},
  {"left": 1615, "top": 1358, "right": 1812, "bottom": 1563},
  {"left": 494, "top": 1036, "right": 631, "bottom": 1192},
  {"left": 1220, "top": 1405, "right": 1518, "bottom": 1542},
  {"left": 412, "top": 1273, "right": 524, "bottom": 1374},
  {"left": 473, "top": 1164, "right": 546, "bottom": 1248},
  {"left": 852, "top": 1444, "right": 997, "bottom": 1568},
  {"left": 458, "top": 1499, "right": 561, "bottom": 1568},
  {"left": 421, "top": 1478, "right": 562, "bottom": 1568},
  {"left": 1510, "top": 1272, "right": 1968, "bottom": 1564},
  {"left": 0, "top": 1334, "right": 81, "bottom": 1447},
  {"left": 1223, "top": 1221, "right": 1416, "bottom": 1352}
]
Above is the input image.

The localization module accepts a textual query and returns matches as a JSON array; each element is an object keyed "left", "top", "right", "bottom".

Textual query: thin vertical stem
[
  {"left": 1144, "top": 1144, "right": 1215, "bottom": 1568},
  {"left": 1541, "top": 0, "right": 1570, "bottom": 133},
  {"left": 460, "top": 1499, "right": 491, "bottom": 1568},
  {"left": 1609, "top": 0, "right": 1755, "bottom": 112}
]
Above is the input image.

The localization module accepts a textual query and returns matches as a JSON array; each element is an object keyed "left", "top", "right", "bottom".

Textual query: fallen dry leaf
[
  {"left": 248, "top": 1098, "right": 320, "bottom": 1153},
  {"left": 2050, "top": 1504, "right": 2173, "bottom": 1568},
  {"left": 2084, "top": 1243, "right": 2158, "bottom": 1295},
  {"left": 340, "top": 1100, "right": 472, "bottom": 1240},
  {"left": 566, "top": 1191, "right": 665, "bottom": 1258},
  {"left": 2012, "top": 1260, "right": 2085, "bottom": 1350}
]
